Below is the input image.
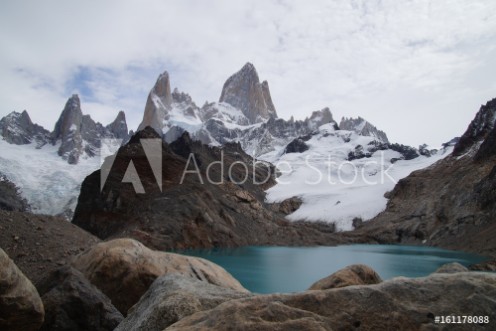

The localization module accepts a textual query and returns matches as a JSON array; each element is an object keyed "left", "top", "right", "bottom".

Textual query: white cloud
[{"left": 0, "top": 0, "right": 495, "bottom": 146}]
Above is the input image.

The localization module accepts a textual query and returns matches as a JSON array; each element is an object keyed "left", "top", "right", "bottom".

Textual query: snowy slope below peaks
[
  {"left": 260, "top": 124, "right": 452, "bottom": 231},
  {"left": 0, "top": 139, "right": 102, "bottom": 217}
]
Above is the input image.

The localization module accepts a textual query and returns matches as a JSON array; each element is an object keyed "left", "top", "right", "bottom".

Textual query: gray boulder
[
  {"left": 37, "top": 266, "right": 123, "bottom": 331},
  {"left": 167, "top": 272, "right": 496, "bottom": 330},
  {"left": 308, "top": 264, "right": 382, "bottom": 290},
  {"left": 116, "top": 274, "right": 251, "bottom": 331}
]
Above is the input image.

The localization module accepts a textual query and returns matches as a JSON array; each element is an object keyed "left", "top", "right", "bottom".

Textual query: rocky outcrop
[
  {"left": 0, "top": 174, "right": 29, "bottom": 211},
  {"left": 71, "top": 238, "right": 248, "bottom": 314},
  {"left": 116, "top": 274, "right": 252, "bottom": 331},
  {"left": 0, "top": 110, "right": 50, "bottom": 146},
  {"left": 340, "top": 116, "right": 389, "bottom": 143},
  {"left": 283, "top": 135, "right": 311, "bottom": 154},
  {"left": 167, "top": 271, "right": 496, "bottom": 331},
  {"left": 308, "top": 264, "right": 382, "bottom": 290},
  {"left": 219, "top": 62, "right": 277, "bottom": 124},
  {"left": 0, "top": 248, "right": 44, "bottom": 331},
  {"left": 434, "top": 262, "right": 469, "bottom": 274},
  {"left": 72, "top": 128, "right": 344, "bottom": 250},
  {"left": 37, "top": 266, "right": 123, "bottom": 331},
  {"left": 348, "top": 98, "right": 496, "bottom": 258},
  {"left": 453, "top": 98, "right": 496, "bottom": 156}
]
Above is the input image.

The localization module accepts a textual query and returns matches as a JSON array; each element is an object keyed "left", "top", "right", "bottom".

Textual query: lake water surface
[{"left": 180, "top": 244, "right": 487, "bottom": 293}]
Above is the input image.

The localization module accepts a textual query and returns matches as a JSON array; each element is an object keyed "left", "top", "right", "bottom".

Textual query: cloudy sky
[{"left": 1, "top": 0, "right": 495, "bottom": 147}]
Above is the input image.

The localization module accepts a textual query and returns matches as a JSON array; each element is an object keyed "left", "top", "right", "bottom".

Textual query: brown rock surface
[
  {"left": 308, "top": 264, "right": 382, "bottom": 290},
  {"left": 0, "top": 248, "right": 44, "bottom": 331},
  {"left": 71, "top": 238, "right": 248, "bottom": 314},
  {"left": 0, "top": 210, "right": 100, "bottom": 285}
]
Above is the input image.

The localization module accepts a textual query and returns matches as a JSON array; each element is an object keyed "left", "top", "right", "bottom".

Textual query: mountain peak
[
  {"left": 138, "top": 71, "right": 173, "bottom": 134},
  {"left": 339, "top": 116, "right": 389, "bottom": 143},
  {"left": 0, "top": 110, "right": 49, "bottom": 145},
  {"left": 153, "top": 71, "right": 173, "bottom": 105},
  {"left": 106, "top": 111, "right": 129, "bottom": 140},
  {"left": 219, "top": 63, "right": 277, "bottom": 124}
]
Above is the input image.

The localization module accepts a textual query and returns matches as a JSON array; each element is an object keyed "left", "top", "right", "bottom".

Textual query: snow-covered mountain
[
  {"left": 261, "top": 123, "right": 452, "bottom": 230},
  {"left": 0, "top": 95, "right": 130, "bottom": 217},
  {"left": 0, "top": 62, "right": 447, "bottom": 229},
  {"left": 138, "top": 62, "right": 343, "bottom": 156}
]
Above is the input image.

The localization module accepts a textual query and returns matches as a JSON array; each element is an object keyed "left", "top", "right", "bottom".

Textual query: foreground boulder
[
  {"left": 0, "top": 248, "right": 44, "bottom": 331},
  {"left": 37, "top": 266, "right": 123, "bottom": 331},
  {"left": 308, "top": 264, "right": 382, "bottom": 290},
  {"left": 116, "top": 274, "right": 252, "bottom": 331},
  {"left": 434, "top": 262, "right": 469, "bottom": 274},
  {"left": 72, "top": 238, "right": 247, "bottom": 314},
  {"left": 167, "top": 272, "right": 496, "bottom": 330}
]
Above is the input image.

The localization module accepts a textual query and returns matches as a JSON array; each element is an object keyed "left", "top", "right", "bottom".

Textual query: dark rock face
[
  {"left": 388, "top": 143, "right": 420, "bottom": 160},
  {"left": 37, "top": 266, "right": 123, "bottom": 331},
  {"left": 348, "top": 99, "right": 496, "bottom": 258},
  {"left": 0, "top": 110, "right": 50, "bottom": 146},
  {"left": 453, "top": 98, "right": 496, "bottom": 156},
  {"left": 283, "top": 137, "right": 310, "bottom": 154},
  {"left": 0, "top": 248, "right": 44, "bottom": 331},
  {"left": 308, "top": 264, "right": 382, "bottom": 290},
  {"left": 219, "top": 62, "right": 277, "bottom": 124},
  {"left": 340, "top": 116, "right": 389, "bottom": 143},
  {"left": 115, "top": 274, "right": 252, "bottom": 331},
  {"left": 72, "top": 128, "right": 343, "bottom": 250},
  {"left": 167, "top": 272, "right": 496, "bottom": 331},
  {"left": 52, "top": 95, "right": 84, "bottom": 164},
  {"left": 0, "top": 174, "right": 29, "bottom": 211}
]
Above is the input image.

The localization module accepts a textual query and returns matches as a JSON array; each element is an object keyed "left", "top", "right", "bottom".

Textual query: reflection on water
[{"left": 178, "top": 245, "right": 487, "bottom": 294}]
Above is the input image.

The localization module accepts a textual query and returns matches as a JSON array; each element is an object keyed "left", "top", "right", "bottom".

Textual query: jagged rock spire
[
  {"left": 106, "top": 111, "right": 129, "bottom": 140},
  {"left": 138, "top": 71, "right": 173, "bottom": 134},
  {"left": 219, "top": 62, "right": 277, "bottom": 124}
]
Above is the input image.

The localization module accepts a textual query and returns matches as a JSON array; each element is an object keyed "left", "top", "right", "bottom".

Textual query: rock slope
[{"left": 350, "top": 98, "right": 496, "bottom": 257}]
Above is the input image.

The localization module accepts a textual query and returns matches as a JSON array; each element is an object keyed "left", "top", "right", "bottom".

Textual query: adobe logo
[{"left": 99, "top": 138, "right": 162, "bottom": 193}]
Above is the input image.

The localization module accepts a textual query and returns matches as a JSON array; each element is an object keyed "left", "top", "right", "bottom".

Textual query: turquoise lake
[{"left": 179, "top": 244, "right": 487, "bottom": 294}]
